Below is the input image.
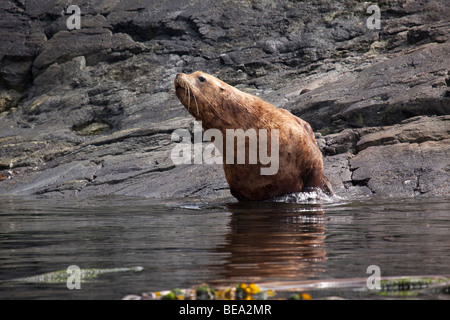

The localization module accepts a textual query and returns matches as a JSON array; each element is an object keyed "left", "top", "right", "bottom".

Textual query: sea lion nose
[
  {"left": 175, "top": 73, "right": 182, "bottom": 87},
  {"left": 176, "top": 73, "right": 185, "bottom": 86}
]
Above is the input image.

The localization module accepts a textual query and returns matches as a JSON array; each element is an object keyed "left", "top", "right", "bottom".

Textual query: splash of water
[{"left": 269, "top": 190, "right": 343, "bottom": 204}]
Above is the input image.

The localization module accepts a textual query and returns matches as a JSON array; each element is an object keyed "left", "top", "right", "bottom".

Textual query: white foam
[{"left": 269, "top": 190, "right": 343, "bottom": 204}]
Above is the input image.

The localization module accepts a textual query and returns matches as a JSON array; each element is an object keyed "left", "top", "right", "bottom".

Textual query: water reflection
[
  {"left": 2, "top": 195, "right": 449, "bottom": 299},
  {"left": 216, "top": 202, "right": 327, "bottom": 282}
]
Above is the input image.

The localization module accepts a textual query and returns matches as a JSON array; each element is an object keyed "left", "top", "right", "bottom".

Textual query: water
[{"left": 0, "top": 194, "right": 449, "bottom": 299}]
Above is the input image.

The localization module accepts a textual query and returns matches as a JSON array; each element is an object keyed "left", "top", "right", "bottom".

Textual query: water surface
[{"left": 0, "top": 195, "right": 449, "bottom": 299}]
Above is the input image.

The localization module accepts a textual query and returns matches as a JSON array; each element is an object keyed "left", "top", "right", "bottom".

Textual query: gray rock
[
  {"left": 1, "top": 0, "right": 449, "bottom": 200},
  {"left": 284, "top": 42, "right": 450, "bottom": 133},
  {"left": 350, "top": 139, "right": 449, "bottom": 197},
  {"left": 320, "top": 116, "right": 450, "bottom": 197},
  {"left": 356, "top": 115, "right": 450, "bottom": 151}
]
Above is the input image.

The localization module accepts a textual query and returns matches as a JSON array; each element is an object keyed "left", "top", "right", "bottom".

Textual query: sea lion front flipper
[
  {"left": 230, "top": 188, "right": 252, "bottom": 201},
  {"left": 321, "top": 175, "right": 334, "bottom": 195},
  {"left": 302, "top": 169, "right": 334, "bottom": 195}
]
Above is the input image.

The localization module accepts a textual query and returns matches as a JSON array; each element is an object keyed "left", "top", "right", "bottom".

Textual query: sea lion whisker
[
  {"left": 191, "top": 88, "right": 220, "bottom": 115},
  {"left": 182, "top": 77, "right": 221, "bottom": 116},
  {"left": 166, "top": 83, "right": 176, "bottom": 105},
  {"left": 191, "top": 89, "right": 200, "bottom": 116},
  {"left": 183, "top": 79, "right": 196, "bottom": 112},
  {"left": 163, "top": 85, "right": 176, "bottom": 118},
  {"left": 182, "top": 80, "right": 194, "bottom": 112},
  {"left": 187, "top": 86, "right": 192, "bottom": 113}
]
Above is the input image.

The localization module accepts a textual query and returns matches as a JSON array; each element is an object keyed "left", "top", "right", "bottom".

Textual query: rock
[
  {"left": 319, "top": 116, "right": 450, "bottom": 197},
  {"left": 0, "top": 0, "right": 449, "bottom": 200},
  {"left": 350, "top": 139, "right": 449, "bottom": 197},
  {"left": 0, "top": 90, "right": 23, "bottom": 114},
  {"left": 0, "top": 5, "right": 46, "bottom": 90},
  {"left": 356, "top": 116, "right": 450, "bottom": 151},
  {"left": 4, "top": 160, "right": 101, "bottom": 195},
  {"left": 72, "top": 120, "right": 112, "bottom": 136},
  {"left": 33, "top": 28, "right": 113, "bottom": 73},
  {"left": 284, "top": 41, "right": 450, "bottom": 133}
]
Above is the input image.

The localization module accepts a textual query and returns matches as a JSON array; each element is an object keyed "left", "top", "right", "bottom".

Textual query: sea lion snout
[{"left": 174, "top": 73, "right": 182, "bottom": 87}]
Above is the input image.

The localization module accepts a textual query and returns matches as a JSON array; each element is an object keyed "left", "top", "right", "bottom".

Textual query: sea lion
[{"left": 174, "top": 71, "right": 333, "bottom": 201}]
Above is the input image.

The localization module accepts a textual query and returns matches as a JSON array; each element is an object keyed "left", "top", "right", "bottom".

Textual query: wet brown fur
[{"left": 174, "top": 71, "right": 333, "bottom": 201}]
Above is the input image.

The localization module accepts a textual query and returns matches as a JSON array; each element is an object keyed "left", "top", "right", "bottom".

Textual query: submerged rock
[
  {"left": 0, "top": 0, "right": 449, "bottom": 200},
  {"left": 5, "top": 266, "right": 143, "bottom": 284}
]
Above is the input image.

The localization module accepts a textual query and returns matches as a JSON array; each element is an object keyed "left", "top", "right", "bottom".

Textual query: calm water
[{"left": 0, "top": 194, "right": 449, "bottom": 299}]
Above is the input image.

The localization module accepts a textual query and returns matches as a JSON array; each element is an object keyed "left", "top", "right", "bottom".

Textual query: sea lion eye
[{"left": 198, "top": 76, "right": 206, "bottom": 83}]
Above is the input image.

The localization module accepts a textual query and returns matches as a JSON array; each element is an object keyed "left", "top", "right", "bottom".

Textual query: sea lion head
[{"left": 174, "top": 71, "right": 257, "bottom": 130}]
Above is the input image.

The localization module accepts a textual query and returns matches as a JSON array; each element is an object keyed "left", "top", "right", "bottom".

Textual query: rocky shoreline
[{"left": 1, "top": 0, "right": 449, "bottom": 200}]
